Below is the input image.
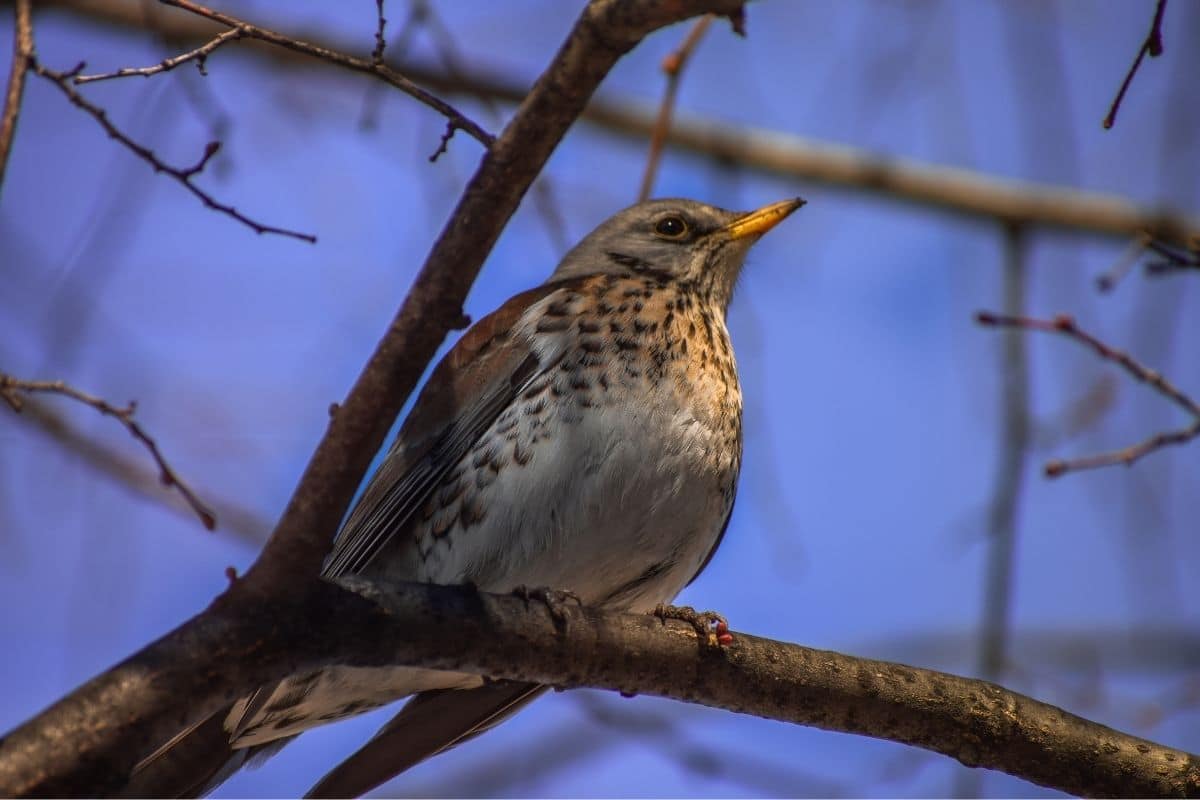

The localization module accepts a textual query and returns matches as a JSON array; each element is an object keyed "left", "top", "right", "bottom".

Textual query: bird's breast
[{"left": 410, "top": 275, "right": 743, "bottom": 611}]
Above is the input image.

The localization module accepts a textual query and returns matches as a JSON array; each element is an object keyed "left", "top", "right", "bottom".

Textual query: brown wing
[{"left": 321, "top": 280, "right": 572, "bottom": 578}]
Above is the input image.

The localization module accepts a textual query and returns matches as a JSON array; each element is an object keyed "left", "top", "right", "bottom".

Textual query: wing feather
[{"left": 322, "top": 282, "right": 567, "bottom": 579}]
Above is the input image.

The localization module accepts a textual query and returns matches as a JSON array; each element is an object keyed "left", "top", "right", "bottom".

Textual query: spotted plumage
[{"left": 122, "top": 197, "right": 803, "bottom": 799}]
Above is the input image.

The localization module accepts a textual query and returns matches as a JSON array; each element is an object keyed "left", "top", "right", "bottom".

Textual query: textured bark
[{"left": 3, "top": 579, "right": 1197, "bottom": 798}]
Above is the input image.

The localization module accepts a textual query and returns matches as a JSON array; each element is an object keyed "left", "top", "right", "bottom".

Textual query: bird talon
[
  {"left": 652, "top": 604, "right": 733, "bottom": 647},
  {"left": 511, "top": 585, "right": 581, "bottom": 627}
]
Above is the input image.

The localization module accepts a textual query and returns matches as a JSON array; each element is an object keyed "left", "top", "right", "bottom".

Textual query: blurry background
[{"left": 2, "top": 1, "right": 1198, "bottom": 796}]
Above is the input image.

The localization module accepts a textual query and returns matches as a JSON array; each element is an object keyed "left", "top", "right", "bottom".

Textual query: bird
[{"left": 120, "top": 196, "right": 804, "bottom": 798}]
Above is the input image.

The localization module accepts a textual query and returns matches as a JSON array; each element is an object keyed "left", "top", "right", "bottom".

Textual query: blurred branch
[
  {"left": 3, "top": 578, "right": 1198, "bottom": 798},
  {"left": 0, "top": 0, "right": 32, "bottom": 196},
  {"left": 957, "top": 225, "right": 1029, "bottom": 800},
  {"left": 869, "top": 627, "right": 1200, "bottom": 675},
  {"left": 637, "top": 14, "right": 713, "bottom": 201},
  {"left": 1095, "top": 231, "right": 1152, "bottom": 291},
  {"left": 1103, "top": 0, "right": 1167, "bottom": 129},
  {"left": 978, "top": 226, "right": 1029, "bottom": 678},
  {"left": 33, "top": 58, "right": 317, "bottom": 242},
  {"left": 19, "top": 396, "right": 267, "bottom": 543},
  {"left": 32, "top": 0, "right": 1200, "bottom": 245},
  {"left": 157, "top": 0, "right": 494, "bottom": 150},
  {"left": 1097, "top": 233, "right": 1199, "bottom": 290},
  {"left": 975, "top": 312, "right": 1200, "bottom": 475},
  {"left": 1144, "top": 236, "right": 1200, "bottom": 277},
  {"left": 0, "top": 373, "right": 217, "bottom": 529}
]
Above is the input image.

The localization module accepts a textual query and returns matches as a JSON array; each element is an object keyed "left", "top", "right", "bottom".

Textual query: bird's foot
[
  {"left": 512, "top": 585, "right": 583, "bottom": 628},
  {"left": 653, "top": 604, "right": 734, "bottom": 647}
]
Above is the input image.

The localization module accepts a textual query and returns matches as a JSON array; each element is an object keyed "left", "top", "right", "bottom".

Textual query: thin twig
[
  {"left": 73, "top": 24, "right": 248, "bottom": 83},
  {"left": 637, "top": 14, "right": 712, "bottom": 201},
  {"left": 20, "top": 396, "right": 267, "bottom": 541},
  {"left": 0, "top": 0, "right": 34, "bottom": 196},
  {"left": 158, "top": 0, "right": 494, "bottom": 151},
  {"left": 1144, "top": 237, "right": 1200, "bottom": 277},
  {"left": 371, "top": 0, "right": 387, "bottom": 64},
  {"left": 33, "top": 58, "right": 316, "bottom": 242},
  {"left": 31, "top": 0, "right": 1200, "bottom": 244},
  {"left": 1103, "top": 0, "right": 1168, "bottom": 129},
  {"left": 0, "top": 374, "right": 217, "bottom": 529},
  {"left": 975, "top": 311, "right": 1200, "bottom": 476}
]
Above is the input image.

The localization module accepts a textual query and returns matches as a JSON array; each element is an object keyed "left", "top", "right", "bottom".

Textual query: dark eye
[{"left": 654, "top": 215, "right": 689, "bottom": 239}]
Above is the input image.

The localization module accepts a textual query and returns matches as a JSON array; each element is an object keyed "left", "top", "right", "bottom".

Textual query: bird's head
[{"left": 553, "top": 197, "right": 804, "bottom": 309}]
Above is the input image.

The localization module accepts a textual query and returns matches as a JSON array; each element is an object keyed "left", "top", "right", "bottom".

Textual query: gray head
[{"left": 553, "top": 197, "right": 804, "bottom": 310}]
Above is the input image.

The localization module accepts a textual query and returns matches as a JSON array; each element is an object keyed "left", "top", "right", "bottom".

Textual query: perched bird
[{"left": 122, "top": 196, "right": 803, "bottom": 798}]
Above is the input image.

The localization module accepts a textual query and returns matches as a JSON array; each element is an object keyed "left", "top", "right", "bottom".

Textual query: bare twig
[
  {"left": 35, "top": 0, "right": 1200, "bottom": 245},
  {"left": 1103, "top": 0, "right": 1168, "bottom": 129},
  {"left": 637, "top": 14, "right": 712, "bottom": 201},
  {"left": 0, "top": 0, "right": 34, "bottom": 196},
  {"left": 371, "top": 0, "right": 387, "bottom": 64},
  {"left": 73, "top": 24, "right": 247, "bottom": 83},
  {"left": 157, "top": 0, "right": 494, "bottom": 150},
  {"left": 974, "top": 312, "right": 1200, "bottom": 475},
  {"left": 0, "top": 374, "right": 217, "bottom": 529},
  {"left": 19, "top": 396, "right": 267, "bottom": 542},
  {"left": 33, "top": 59, "right": 317, "bottom": 241}
]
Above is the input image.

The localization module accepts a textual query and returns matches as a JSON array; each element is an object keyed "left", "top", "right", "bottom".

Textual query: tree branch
[
  {"left": 72, "top": 23, "right": 247, "bottom": 83},
  {"left": 975, "top": 312, "right": 1200, "bottom": 475},
  {"left": 0, "top": 373, "right": 217, "bottom": 529},
  {"left": 34, "top": 0, "right": 1200, "bottom": 245},
  {"left": 157, "top": 0, "right": 494, "bottom": 150},
  {"left": 32, "top": 58, "right": 317, "bottom": 242},
  {"left": 0, "top": 0, "right": 32, "bottom": 196},
  {"left": 1103, "top": 0, "right": 1168, "bottom": 129},
  {"left": 637, "top": 14, "right": 713, "bottom": 201},
  {"left": 2, "top": 580, "right": 1197, "bottom": 798}
]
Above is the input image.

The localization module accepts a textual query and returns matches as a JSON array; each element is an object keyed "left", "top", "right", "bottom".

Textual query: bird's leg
[
  {"left": 653, "top": 604, "right": 735, "bottom": 647},
  {"left": 512, "top": 585, "right": 583, "bottom": 628}
]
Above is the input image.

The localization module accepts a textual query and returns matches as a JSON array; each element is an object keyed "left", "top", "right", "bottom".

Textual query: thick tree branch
[
  {"left": 32, "top": 0, "right": 1200, "bottom": 245},
  {"left": 2, "top": 580, "right": 1197, "bottom": 798}
]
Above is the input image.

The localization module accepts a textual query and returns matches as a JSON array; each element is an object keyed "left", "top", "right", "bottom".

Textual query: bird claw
[
  {"left": 512, "top": 585, "right": 582, "bottom": 627},
  {"left": 653, "top": 604, "right": 735, "bottom": 647}
]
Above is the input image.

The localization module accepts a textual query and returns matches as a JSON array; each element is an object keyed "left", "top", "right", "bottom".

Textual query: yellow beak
[{"left": 724, "top": 197, "right": 805, "bottom": 240}]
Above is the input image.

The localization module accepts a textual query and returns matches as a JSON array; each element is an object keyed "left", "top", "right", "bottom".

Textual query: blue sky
[{"left": 2, "top": 1, "right": 1198, "bottom": 796}]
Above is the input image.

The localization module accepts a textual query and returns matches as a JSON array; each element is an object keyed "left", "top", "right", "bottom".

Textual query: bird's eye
[{"left": 653, "top": 216, "right": 689, "bottom": 239}]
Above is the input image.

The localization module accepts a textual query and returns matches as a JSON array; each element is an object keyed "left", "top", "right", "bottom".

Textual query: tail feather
[
  {"left": 116, "top": 705, "right": 290, "bottom": 798},
  {"left": 305, "top": 681, "right": 546, "bottom": 799}
]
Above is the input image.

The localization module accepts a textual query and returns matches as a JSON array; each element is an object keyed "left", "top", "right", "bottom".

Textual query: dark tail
[
  {"left": 305, "top": 681, "right": 546, "bottom": 799},
  {"left": 115, "top": 706, "right": 289, "bottom": 798}
]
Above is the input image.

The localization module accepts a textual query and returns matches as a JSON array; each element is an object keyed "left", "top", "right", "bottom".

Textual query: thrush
[{"left": 122, "top": 196, "right": 804, "bottom": 798}]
